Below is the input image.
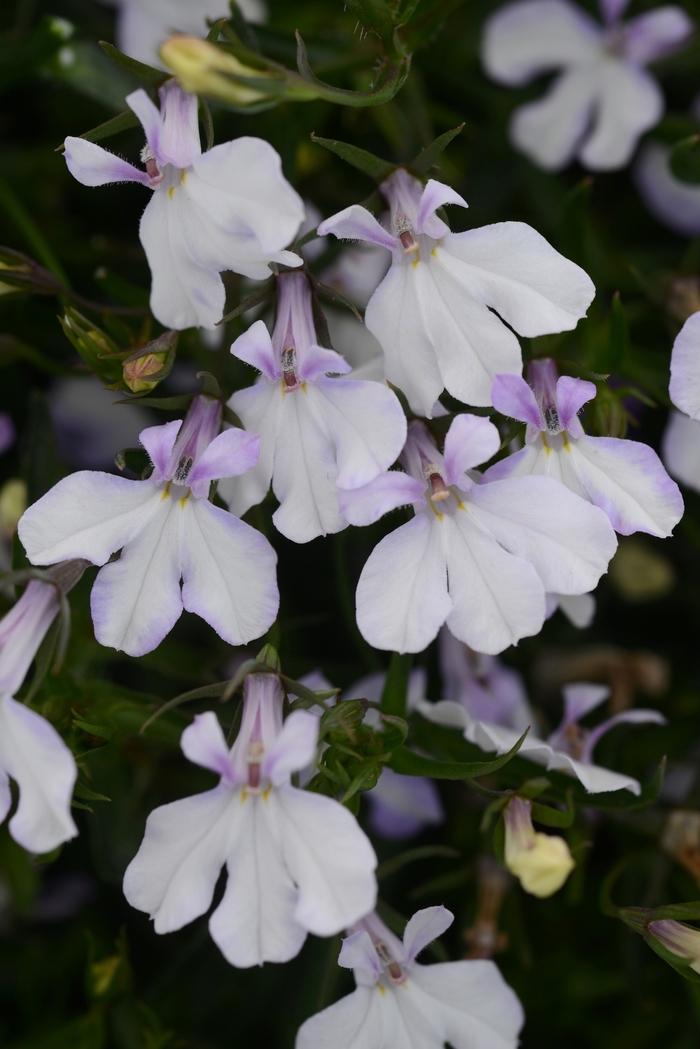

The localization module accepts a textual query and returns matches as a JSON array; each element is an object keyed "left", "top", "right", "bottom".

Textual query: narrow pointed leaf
[
  {"left": 388, "top": 730, "right": 529, "bottom": 779},
  {"left": 310, "top": 133, "right": 395, "bottom": 182},
  {"left": 407, "top": 123, "right": 465, "bottom": 177}
]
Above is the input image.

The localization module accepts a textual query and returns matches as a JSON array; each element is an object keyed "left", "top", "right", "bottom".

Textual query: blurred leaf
[
  {"left": 377, "top": 845, "right": 460, "bottom": 880},
  {"left": 670, "top": 134, "right": 700, "bottom": 184},
  {"left": 388, "top": 730, "right": 528, "bottom": 779},
  {"left": 380, "top": 651, "right": 412, "bottom": 717},
  {"left": 0, "top": 16, "right": 73, "bottom": 95},
  {"left": 99, "top": 41, "right": 166, "bottom": 86}
]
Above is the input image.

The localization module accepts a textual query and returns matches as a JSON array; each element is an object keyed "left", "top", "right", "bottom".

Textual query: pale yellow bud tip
[
  {"left": 159, "top": 36, "right": 269, "bottom": 105},
  {"left": 0, "top": 478, "right": 28, "bottom": 536},
  {"left": 506, "top": 832, "right": 575, "bottom": 899}
]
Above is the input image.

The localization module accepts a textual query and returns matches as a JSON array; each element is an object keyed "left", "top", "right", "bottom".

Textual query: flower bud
[
  {"left": 647, "top": 919, "right": 700, "bottom": 975},
  {"left": 159, "top": 37, "right": 271, "bottom": 105},
  {"left": 503, "top": 796, "right": 575, "bottom": 898},
  {"left": 122, "top": 351, "right": 168, "bottom": 393}
]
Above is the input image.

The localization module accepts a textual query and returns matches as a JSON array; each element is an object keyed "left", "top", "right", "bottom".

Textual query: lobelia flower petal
[
  {"left": 231, "top": 319, "right": 280, "bottom": 380},
  {"left": 600, "top": 0, "right": 630, "bottom": 24},
  {"left": 634, "top": 143, "right": 700, "bottom": 238},
  {"left": 90, "top": 494, "right": 183, "bottom": 656},
  {"left": 180, "top": 497, "right": 279, "bottom": 646},
  {"left": 311, "top": 379, "right": 407, "bottom": 490},
  {"left": 403, "top": 906, "right": 454, "bottom": 965},
  {"left": 186, "top": 137, "right": 304, "bottom": 257},
  {"left": 622, "top": 7, "right": 694, "bottom": 65},
  {"left": 581, "top": 707, "right": 667, "bottom": 763},
  {"left": 123, "top": 785, "right": 234, "bottom": 933},
  {"left": 126, "top": 88, "right": 168, "bottom": 163},
  {"left": 408, "top": 960, "right": 524, "bottom": 1049},
  {"left": 545, "top": 750, "right": 645, "bottom": 794},
  {"left": 491, "top": 373, "right": 544, "bottom": 432},
  {"left": 662, "top": 410, "right": 700, "bottom": 492},
  {"left": 442, "top": 511, "right": 546, "bottom": 654},
  {"left": 356, "top": 515, "right": 453, "bottom": 653},
  {"left": 209, "top": 791, "right": 306, "bottom": 967},
  {"left": 63, "top": 136, "right": 152, "bottom": 187},
  {"left": 416, "top": 179, "right": 468, "bottom": 238},
  {"left": 317, "top": 205, "right": 400, "bottom": 256},
  {"left": 262, "top": 710, "right": 319, "bottom": 787},
  {"left": 156, "top": 80, "right": 201, "bottom": 169},
  {"left": 18, "top": 471, "right": 163, "bottom": 567},
  {"left": 577, "top": 60, "right": 663, "bottom": 171},
  {"left": 553, "top": 591, "right": 596, "bottom": 627},
  {"left": 368, "top": 768, "right": 444, "bottom": 839},
  {"left": 338, "top": 930, "right": 383, "bottom": 982},
  {"left": 511, "top": 65, "right": 598, "bottom": 171},
  {"left": 565, "top": 435, "right": 683, "bottom": 536},
  {"left": 440, "top": 222, "right": 595, "bottom": 337},
  {"left": 223, "top": 380, "right": 281, "bottom": 517},
  {"left": 295, "top": 986, "right": 381, "bottom": 1049},
  {"left": 0, "top": 695, "right": 77, "bottom": 854},
  {"left": 270, "top": 393, "right": 346, "bottom": 543},
  {"left": 365, "top": 263, "right": 447, "bottom": 416},
  {"left": 186, "top": 428, "right": 260, "bottom": 498},
  {"left": 180, "top": 712, "right": 237, "bottom": 783},
  {"left": 297, "top": 345, "right": 352, "bottom": 384},
  {"left": 276, "top": 784, "right": 378, "bottom": 936},
  {"left": 466, "top": 475, "right": 618, "bottom": 594},
  {"left": 0, "top": 769, "right": 10, "bottom": 828},
  {"left": 139, "top": 187, "right": 226, "bottom": 330},
  {"left": 555, "top": 375, "right": 596, "bottom": 434},
  {"left": 481, "top": 0, "right": 602, "bottom": 85},
  {"left": 339, "top": 471, "right": 426, "bottom": 527},
  {"left": 560, "top": 681, "right": 610, "bottom": 725},
  {"left": 139, "top": 419, "right": 182, "bottom": 483},
  {"left": 670, "top": 312, "right": 700, "bottom": 420},
  {"left": 443, "top": 414, "right": 501, "bottom": 485},
  {"left": 0, "top": 580, "right": 60, "bottom": 695}
]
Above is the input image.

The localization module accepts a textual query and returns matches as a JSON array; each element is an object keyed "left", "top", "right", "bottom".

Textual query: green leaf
[
  {"left": 296, "top": 33, "right": 410, "bottom": 108},
  {"left": 99, "top": 41, "right": 167, "bottom": 85},
  {"left": 388, "top": 729, "right": 528, "bottom": 779},
  {"left": 218, "top": 275, "right": 275, "bottom": 325},
  {"left": 310, "top": 133, "right": 395, "bottom": 183},
  {"left": 138, "top": 681, "right": 235, "bottom": 733},
  {"left": 380, "top": 652, "right": 412, "bottom": 717},
  {"left": 530, "top": 789, "right": 575, "bottom": 828},
  {"left": 72, "top": 715, "right": 113, "bottom": 740},
  {"left": 73, "top": 782, "right": 111, "bottom": 803},
  {"left": 114, "top": 393, "right": 193, "bottom": 411},
  {"left": 376, "top": 845, "right": 460, "bottom": 880},
  {"left": 407, "top": 123, "right": 465, "bottom": 177},
  {"left": 74, "top": 108, "right": 141, "bottom": 146},
  {"left": 670, "top": 134, "right": 700, "bottom": 184}
]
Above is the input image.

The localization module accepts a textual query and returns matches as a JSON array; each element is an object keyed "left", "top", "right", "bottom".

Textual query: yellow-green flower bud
[
  {"left": 159, "top": 36, "right": 270, "bottom": 105},
  {"left": 503, "top": 796, "right": 575, "bottom": 899}
]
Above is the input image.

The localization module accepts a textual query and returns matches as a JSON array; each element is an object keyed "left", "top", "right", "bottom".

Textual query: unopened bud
[
  {"left": 123, "top": 351, "right": 168, "bottom": 393},
  {"left": 503, "top": 796, "right": 574, "bottom": 898},
  {"left": 160, "top": 36, "right": 270, "bottom": 105},
  {"left": 648, "top": 919, "right": 700, "bottom": 974}
]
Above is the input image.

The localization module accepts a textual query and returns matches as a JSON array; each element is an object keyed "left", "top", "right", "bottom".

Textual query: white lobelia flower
[
  {"left": 545, "top": 591, "right": 596, "bottom": 628},
  {"left": 418, "top": 678, "right": 666, "bottom": 794},
  {"left": 317, "top": 168, "right": 595, "bottom": 416},
  {"left": 18, "top": 394, "right": 278, "bottom": 657},
  {"left": 340, "top": 413, "right": 617, "bottom": 655},
  {"left": 0, "top": 564, "right": 87, "bottom": 853},
  {"left": 481, "top": 0, "right": 693, "bottom": 172},
  {"left": 123, "top": 673, "right": 377, "bottom": 967},
  {"left": 670, "top": 311, "right": 700, "bottom": 422},
  {"left": 221, "top": 272, "right": 407, "bottom": 543},
  {"left": 295, "top": 905, "right": 524, "bottom": 1049},
  {"left": 63, "top": 79, "right": 304, "bottom": 330},
  {"left": 486, "top": 358, "right": 684, "bottom": 537},
  {"left": 104, "top": 0, "right": 266, "bottom": 69}
]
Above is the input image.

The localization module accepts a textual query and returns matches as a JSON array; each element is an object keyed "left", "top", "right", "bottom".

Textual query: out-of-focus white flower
[
  {"left": 482, "top": 0, "right": 693, "bottom": 171},
  {"left": 124, "top": 673, "right": 377, "bottom": 967},
  {"left": 318, "top": 169, "right": 594, "bottom": 415},
  {"left": 670, "top": 312, "right": 700, "bottom": 421},
  {"left": 64, "top": 80, "right": 303, "bottom": 330},
  {"left": 296, "top": 906, "right": 524, "bottom": 1049},
  {"left": 635, "top": 141, "right": 700, "bottom": 238},
  {"left": 104, "top": 0, "right": 266, "bottom": 69},
  {"left": 662, "top": 409, "right": 700, "bottom": 493}
]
